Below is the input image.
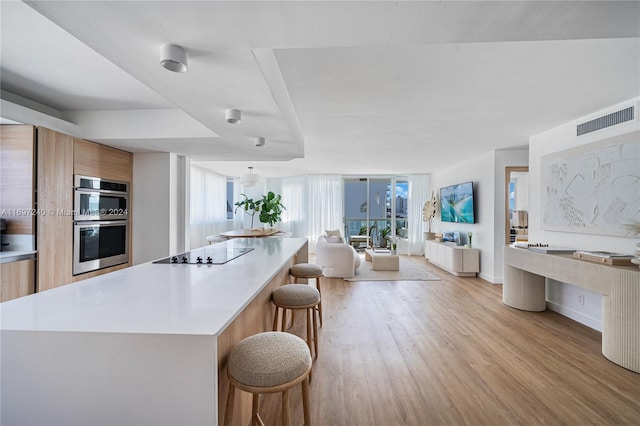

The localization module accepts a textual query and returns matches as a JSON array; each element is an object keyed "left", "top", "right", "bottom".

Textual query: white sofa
[{"left": 316, "top": 235, "right": 361, "bottom": 278}]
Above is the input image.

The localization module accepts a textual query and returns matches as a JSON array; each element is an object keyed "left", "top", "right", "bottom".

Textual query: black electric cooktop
[{"left": 153, "top": 247, "right": 254, "bottom": 265}]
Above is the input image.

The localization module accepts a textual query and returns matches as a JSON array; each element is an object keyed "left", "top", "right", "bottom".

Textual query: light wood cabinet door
[
  {"left": 37, "top": 127, "right": 74, "bottom": 291},
  {"left": 74, "top": 138, "right": 132, "bottom": 182},
  {"left": 0, "top": 259, "right": 35, "bottom": 302},
  {"left": 0, "top": 125, "right": 35, "bottom": 235}
]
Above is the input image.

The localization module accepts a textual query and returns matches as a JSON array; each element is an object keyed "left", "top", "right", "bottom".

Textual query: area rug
[{"left": 345, "top": 255, "right": 441, "bottom": 282}]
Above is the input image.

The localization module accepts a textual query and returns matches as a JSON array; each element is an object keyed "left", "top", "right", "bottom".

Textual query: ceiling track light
[
  {"left": 160, "top": 44, "right": 188, "bottom": 73},
  {"left": 225, "top": 108, "right": 242, "bottom": 124},
  {"left": 255, "top": 137, "right": 266, "bottom": 147}
]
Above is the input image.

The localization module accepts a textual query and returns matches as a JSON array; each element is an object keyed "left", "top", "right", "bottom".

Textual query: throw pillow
[
  {"left": 326, "top": 236, "right": 344, "bottom": 243},
  {"left": 325, "top": 229, "right": 342, "bottom": 238}
]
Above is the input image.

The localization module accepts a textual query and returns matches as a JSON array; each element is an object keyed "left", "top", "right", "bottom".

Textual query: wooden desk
[
  {"left": 503, "top": 245, "right": 640, "bottom": 373},
  {"left": 219, "top": 228, "right": 280, "bottom": 238}
]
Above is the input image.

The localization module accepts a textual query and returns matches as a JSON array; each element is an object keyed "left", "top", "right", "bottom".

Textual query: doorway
[{"left": 505, "top": 167, "right": 529, "bottom": 244}]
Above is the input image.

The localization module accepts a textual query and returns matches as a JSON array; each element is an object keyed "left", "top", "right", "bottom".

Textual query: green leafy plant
[
  {"left": 379, "top": 226, "right": 391, "bottom": 248},
  {"left": 258, "top": 191, "right": 286, "bottom": 227},
  {"left": 234, "top": 194, "right": 261, "bottom": 228},
  {"left": 234, "top": 191, "right": 286, "bottom": 228}
]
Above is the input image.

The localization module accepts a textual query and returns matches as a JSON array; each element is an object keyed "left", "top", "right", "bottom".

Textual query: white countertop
[
  {"left": 0, "top": 250, "right": 37, "bottom": 264},
  {"left": 0, "top": 238, "right": 307, "bottom": 336}
]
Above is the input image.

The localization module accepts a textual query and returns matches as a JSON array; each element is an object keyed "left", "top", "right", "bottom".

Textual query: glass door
[
  {"left": 343, "top": 178, "right": 369, "bottom": 249},
  {"left": 343, "top": 177, "right": 408, "bottom": 249}
]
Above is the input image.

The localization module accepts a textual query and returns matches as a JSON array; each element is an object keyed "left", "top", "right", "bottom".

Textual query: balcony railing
[{"left": 344, "top": 217, "right": 407, "bottom": 249}]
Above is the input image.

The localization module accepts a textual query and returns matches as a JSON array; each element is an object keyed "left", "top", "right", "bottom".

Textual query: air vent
[{"left": 577, "top": 106, "right": 634, "bottom": 136}]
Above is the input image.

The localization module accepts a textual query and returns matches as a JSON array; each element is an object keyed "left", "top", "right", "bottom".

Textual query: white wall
[
  {"left": 430, "top": 151, "right": 497, "bottom": 282},
  {"left": 132, "top": 153, "right": 188, "bottom": 265},
  {"left": 430, "top": 149, "right": 528, "bottom": 283},
  {"left": 529, "top": 97, "right": 640, "bottom": 331}
]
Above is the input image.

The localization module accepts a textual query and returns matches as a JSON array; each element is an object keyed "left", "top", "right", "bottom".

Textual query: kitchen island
[{"left": 0, "top": 237, "right": 308, "bottom": 425}]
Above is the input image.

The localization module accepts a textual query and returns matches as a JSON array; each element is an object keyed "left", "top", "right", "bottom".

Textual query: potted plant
[
  {"left": 234, "top": 194, "right": 261, "bottom": 229},
  {"left": 389, "top": 234, "right": 399, "bottom": 254},
  {"left": 258, "top": 191, "right": 286, "bottom": 228},
  {"left": 625, "top": 220, "right": 640, "bottom": 269},
  {"left": 379, "top": 226, "right": 391, "bottom": 248},
  {"left": 234, "top": 191, "right": 286, "bottom": 229}
]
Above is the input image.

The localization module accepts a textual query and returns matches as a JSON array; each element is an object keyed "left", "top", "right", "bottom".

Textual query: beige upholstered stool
[
  {"left": 224, "top": 332, "right": 312, "bottom": 426},
  {"left": 272, "top": 284, "right": 320, "bottom": 359},
  {"left": 289, "top": 263, "right": 324, "bottom": 326},
  {"left": 206, "top": 234, "right": 227, "bottom": 245}
]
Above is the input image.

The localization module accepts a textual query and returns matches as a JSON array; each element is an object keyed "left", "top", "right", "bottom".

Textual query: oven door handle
[
  {"left": 74, "top": 220, "right": 129, "bottom": 226},
  {"left": 74, "top": 187, "right": 129, "bottom": 196}
]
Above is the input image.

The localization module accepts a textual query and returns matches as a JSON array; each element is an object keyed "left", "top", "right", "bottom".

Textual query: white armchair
[{"left": 316, "top": 234, "right": 361, "bottom": 278}]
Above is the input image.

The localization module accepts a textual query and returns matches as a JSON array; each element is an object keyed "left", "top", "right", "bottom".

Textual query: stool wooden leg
[
  {"left": 302, "top": 375, "right": 311, "bottom": 426},
  {"left": 272, "top": 306, "right": 279, "bottom": 331},
  {"left": 316, "top": 276, "right": 323, "bottom": 327},
  {"left": 224, "top": 382, "right": 236, "bottom": 426},
  {"left": 282, "top": 388, "right": 290, "bottom": 426},
  {"left": 252, "top": 393, "right": 261, "bottom": 426},
  {"left": 306, "top": 307, "right": 312, "bottom": 355},
  {"left": 312, "top": 305, "right": 319, "bottom": 358},
  {"left": 281, "top": 308, "right": 287, "bottom": 333}
]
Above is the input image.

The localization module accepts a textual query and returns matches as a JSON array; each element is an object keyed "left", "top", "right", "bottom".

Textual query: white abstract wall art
[{"left": 542, "top": 131, "right": 640, "bottom": 237}]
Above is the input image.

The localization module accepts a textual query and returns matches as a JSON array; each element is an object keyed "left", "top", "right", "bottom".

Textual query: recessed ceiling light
[
  {"left": 226, "top": 109, "right": 242, "bottom": 124},
  {"left": 160, "top": 44, "right": 188, "bottom": 73},
  {"left": 255, "top": 137, "right": 266, "bottom": 147}
]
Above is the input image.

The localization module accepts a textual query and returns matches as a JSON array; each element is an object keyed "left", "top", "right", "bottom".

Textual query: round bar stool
[
  {"left": 206, "top": 234, "right": 227, "bottom": 245},
  {"left": 224, "top": 332, "right": 312, "bottom": 426},
  {"left": 272, "top": 284, "right": 320, "bottom": 359},
  {"left": 289, "top": 263, "right": 324, "bottom": 326}
]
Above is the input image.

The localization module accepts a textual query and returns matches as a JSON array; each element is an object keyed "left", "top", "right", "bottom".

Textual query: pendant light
[{"left": 240, "top": 167, "right": 259, "bottom": 186}]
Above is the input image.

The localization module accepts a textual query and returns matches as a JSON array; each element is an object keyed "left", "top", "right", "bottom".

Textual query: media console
[
  {"left": 503, "top": 245, "right": 640, "bottom": 373},
  {"left": 425, "top": 240, "right": 479, "bottom": 277}
]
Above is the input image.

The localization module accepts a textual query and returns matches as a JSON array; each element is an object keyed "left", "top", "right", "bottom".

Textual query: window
[
  {"left": 226, "top": 180, "right": 234, "bottom": 220},
  {"left": 343, "top": 177, "right": 408, "bottom": 249}
]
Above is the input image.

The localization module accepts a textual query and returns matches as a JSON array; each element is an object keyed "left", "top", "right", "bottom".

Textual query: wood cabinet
[
  {"left": 31, "top": 129, "right": 134, "bottom": 292},
  {"left": 425, "top": 240, "right": 479, "bottom": 277},
  {"left": 0, "top": 125, "right": 35, "bottom": 235},
  {"left": 0, "top": 258, "right": 35, "bottom": 302},
  {"left": 36, "top": 128, "right": 74, "bottom": 291},
  {"left": 74, "top": 138, "right": 132, "bottom": 182}
]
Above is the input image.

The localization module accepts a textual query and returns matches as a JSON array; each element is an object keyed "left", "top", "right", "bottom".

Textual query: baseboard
[
  {"left": 546, "top": 301, "right": 603, "bottom": 332},
  {"left": 478, "top": 272, "right": 501, "bottom": 284}
]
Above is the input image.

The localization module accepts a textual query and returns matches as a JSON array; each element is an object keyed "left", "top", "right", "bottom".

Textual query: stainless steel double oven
[{"left": 73, "top": 175, "right": 129, "bottom": 275}]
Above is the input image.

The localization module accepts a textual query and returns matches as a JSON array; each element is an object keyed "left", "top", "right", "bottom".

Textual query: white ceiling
[{"left": 1, "top": 1, "right": 638, "bottom": 179}]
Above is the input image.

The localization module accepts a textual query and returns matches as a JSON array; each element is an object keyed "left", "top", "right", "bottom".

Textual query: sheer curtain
[
  {"left": 306, "top": 175, "right": 343, "bottom": 253},
  {"left": 190, "top": 166, "right": 228, "bottom": 249},
  {"left": 281, "top": 176, "right": 307, "bottom": 238},
  {"left": 407, "top": 174, "right": 430, "bottom": 255},
  {"left": 232, "top": 179, "right": 244, "bottom": 230}
]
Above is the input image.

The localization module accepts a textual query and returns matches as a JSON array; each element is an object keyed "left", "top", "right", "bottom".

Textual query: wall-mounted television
[{"left": 440, "top": 181, "right": 475, "bottom": 223}]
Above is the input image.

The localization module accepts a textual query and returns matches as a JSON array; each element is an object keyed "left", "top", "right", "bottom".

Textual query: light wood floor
[{"left": 255, "top": 256, "right": 640, "bottom": 425}]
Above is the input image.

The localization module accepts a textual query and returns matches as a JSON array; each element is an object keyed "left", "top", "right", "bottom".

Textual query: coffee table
[{"left": 364, "top": 248, "right": 399, "bottom": 271}]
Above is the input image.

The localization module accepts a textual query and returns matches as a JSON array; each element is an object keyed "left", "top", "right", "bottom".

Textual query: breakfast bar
[{"left": 0, "top": 237, "right": 308, "bottom": 425}]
